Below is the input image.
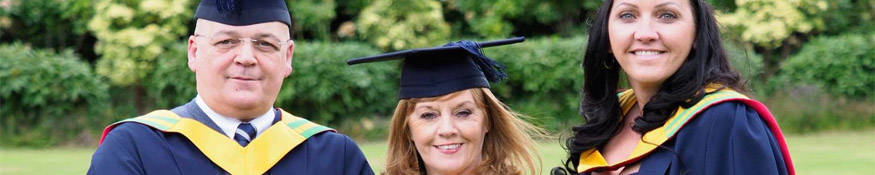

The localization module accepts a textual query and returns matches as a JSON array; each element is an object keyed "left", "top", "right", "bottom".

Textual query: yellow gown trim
[{"left": 114, "top": 109, "right": 333, "bottom": 175}]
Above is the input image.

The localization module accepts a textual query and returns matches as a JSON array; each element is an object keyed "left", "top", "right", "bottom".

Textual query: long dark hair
[{"left": 558, "top": 0, "right": 744, "bottom": 173}]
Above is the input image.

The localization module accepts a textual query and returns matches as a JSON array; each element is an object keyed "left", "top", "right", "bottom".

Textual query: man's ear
[
  {"left": 187, "top": 36, "right": 198, "bottom": 72},
  {"left": 284, "top": 40, "right": 295, "bottom": 76}
]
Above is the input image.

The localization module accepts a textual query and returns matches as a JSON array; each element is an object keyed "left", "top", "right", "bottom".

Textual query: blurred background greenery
[{"left": 1, "top": 0, "right": 874, "bottom": 173}]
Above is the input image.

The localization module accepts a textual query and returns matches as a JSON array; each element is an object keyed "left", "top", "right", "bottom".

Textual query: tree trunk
[{"left": 134, "top": 85, "right": 148, "bottom": 114}]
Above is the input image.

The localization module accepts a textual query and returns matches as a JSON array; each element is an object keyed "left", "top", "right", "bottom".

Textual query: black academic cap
[
  {"left": 348, "top": 37, "right": 525, "bottom": 99},
  {"left": 194, "top": 0, "right": 292, "bottom": 27}
]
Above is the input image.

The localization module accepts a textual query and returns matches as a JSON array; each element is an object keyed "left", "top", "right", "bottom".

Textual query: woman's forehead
[
  {"left": 612, "top": 0, "right": 690, "bottom": 9},
  {"left": 412, "top": 91, "right": 475, "bottom": 106}
]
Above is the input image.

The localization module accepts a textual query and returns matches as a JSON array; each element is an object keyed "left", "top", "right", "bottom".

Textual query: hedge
[
  {"left": 0, "top": 43, "right": 109, "bottom": 147},
  {"left": 487, "top": 36, "right": 587, "bottom": 131},
  {"left": 776, "top": 33, "right": 875, "bottom": 98},
  {"left": 276, "top": 41, "right": 398, "bottom": 124}
]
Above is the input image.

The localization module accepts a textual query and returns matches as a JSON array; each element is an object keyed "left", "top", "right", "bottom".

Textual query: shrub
[
  {"left": 276, "top": 41, "right": 398, "bottom": 125},
  {"left": 356, "top": 0, "right": 451, "bottom": 50},
  {"left": 287, "top": 0, "right": 337, "bottom": 41},
  {"left": 146, "top": 42, "right": 196, "bottom": 109},
  {"left": 777, "top": 34, "right": 875, "bottom": 98},
  {"left": 87, "top": 0, "right": 193, "bottom": 86},
  {"left": 717, "top": 0, "right": 828, "bottom": 49},
  {"left": 0, "top": 0, "right": 95, "bottom": 52},
  {"left": 0, "top": 43, "right": 109, "bottom": 147},
  {"left": 723, "top": 40, "right": 766, "bottom": 92},
  {"left": 764, "top": 86, "right": 875, "bottom": 133},
  {"left": 759, "top": 33, "right": 875, "bottom": 133},
  {"left": 486, "top": 36, "right": 587, "bottom": 131},
  {"left": 449, "top": 0, "right": 601, "bottom": 38}
]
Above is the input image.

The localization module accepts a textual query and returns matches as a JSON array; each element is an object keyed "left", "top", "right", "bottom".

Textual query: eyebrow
[
  {"left": 453, "top": 101, "right": 475, "bottom": 109},
  {"left": 212, "top": 30, "right": 240, "bottom": 37},
  {"left": 415, "top": 105, "right": 434, "bottom": 111},
  {"left": 253, "top": 33, "right": 282, "bottom": 41},
  {"left": 212, "top": 31, "right": 284, "bottom": 41},
  {"left": 615, "top": 2, "right": 681, "bottom": 9},
  {"left": 615, "top": 2, "right": 638, "bottom": 8},
  {"left": 414, "top": 101, "right": 474, "bottom": 111},
  {"left": 655, "top": 2, "right": 681, "bottom": 9}
]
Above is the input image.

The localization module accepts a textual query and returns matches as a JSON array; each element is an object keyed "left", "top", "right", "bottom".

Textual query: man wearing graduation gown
[{"left": 87, "top": 0, "right": 374, "bottom": 174}]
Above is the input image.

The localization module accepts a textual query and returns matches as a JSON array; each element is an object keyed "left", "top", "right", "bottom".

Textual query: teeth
[
  {"left": 437, "top": 144, "right": 461, "bottom": 150},
  {"left": 634, "top": 51, "right": 662, "bottom": 56}
]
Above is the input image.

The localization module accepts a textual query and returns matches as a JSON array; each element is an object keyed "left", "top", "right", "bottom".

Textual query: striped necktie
[{"left": 234, "top": 123, "right": 256, "bottom": 147}]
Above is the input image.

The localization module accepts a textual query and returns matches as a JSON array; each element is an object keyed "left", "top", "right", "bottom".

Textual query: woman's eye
[
  {"left": 420, "top": 112, "right": 437, "bottom": 119},
  {"left": 659, "top": 12, "right": 678, "bottom": 20},
  {"left": 619, "top": 13, "right": 635, "bottom": 19},
  {"left": 455, "top": 110, "right": 471, "bottom": 117}
]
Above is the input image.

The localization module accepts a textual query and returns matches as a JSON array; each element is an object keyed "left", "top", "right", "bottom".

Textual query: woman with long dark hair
[{"left": 555, "top": 0, "right": 795, "bottom": 174}]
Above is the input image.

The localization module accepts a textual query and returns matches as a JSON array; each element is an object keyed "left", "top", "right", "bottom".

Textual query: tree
[
  {"left": 88, "top": 0, "right": 192, "bottom": 86},
  {"left": 0, "top": 0, "right": 96, "bottom": 61},
  {"left": 87, "top": 0, "right": 193, "bottom": 112},
  {"left": 448, "top": 0, "right": 599, "bottom": 38},
  {"left": 717, "top": 0, "right": 875, "bottom": 79},
  {"left": 356, "top": 0, "right": 450, "bottom": 50},
  {"left": 287, "top": 0, "right": 337, "bottom": 41},
  {"left": 717, "top": 0, "right": 829, "bottom": 79}
]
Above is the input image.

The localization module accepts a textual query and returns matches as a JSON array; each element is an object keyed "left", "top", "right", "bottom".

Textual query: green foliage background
[
  {"left": 777, "top": 34, "right": 875, "bottom": 98},
  {"left": 1, "top": 0, "right": 873, "bottom": 147},
  {"left": 275, "top": 41, "right": 398, "bottom": 125},
  {"left": 488, "top": 36, "right": 587, "bottom": 130},
  {"left": 0, "top": 43, "right": 108, "bottom": 147}
]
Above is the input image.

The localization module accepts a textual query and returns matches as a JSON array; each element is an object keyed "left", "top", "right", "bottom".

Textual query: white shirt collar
[{"left": 195, "top": 95, "right": 275, "bottom": 139}]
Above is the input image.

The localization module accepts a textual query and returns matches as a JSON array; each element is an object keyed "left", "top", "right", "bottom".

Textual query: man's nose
[{"left": 234, "top": 41, "right": 257, "bottom": 66}]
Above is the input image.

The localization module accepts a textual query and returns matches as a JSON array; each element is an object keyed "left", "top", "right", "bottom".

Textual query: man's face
[{"left": 187, "top": 19, "right": 294, "bottom": 119}]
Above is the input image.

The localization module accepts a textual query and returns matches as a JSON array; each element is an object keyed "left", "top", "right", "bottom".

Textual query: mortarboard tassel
[{"left": 444, "top": 40, "right": 508, "bottom": 83}]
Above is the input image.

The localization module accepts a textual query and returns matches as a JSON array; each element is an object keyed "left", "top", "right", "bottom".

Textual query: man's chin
[{"left": 223, "top": 93, "right": 267, "bottom": 108}]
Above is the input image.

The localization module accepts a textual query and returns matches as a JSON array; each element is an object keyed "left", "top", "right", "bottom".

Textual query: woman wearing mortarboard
[
  {"left": 552, "top": 0, "right": 795, "bottom": 175},
  {"left": 348, "top": 38, "right": 546, "bottom": 175}
]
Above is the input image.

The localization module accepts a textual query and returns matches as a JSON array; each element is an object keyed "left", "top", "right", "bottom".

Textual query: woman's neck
[
  {"left": 630, "top": 82, "right": 660, "bottom": 113},
  {"left": 426, "top": 157, "right": 480, "bottom": 175}
]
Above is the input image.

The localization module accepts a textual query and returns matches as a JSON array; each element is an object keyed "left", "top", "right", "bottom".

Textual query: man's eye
[
  {"left": 255, "top": 40, "right": 274, "bottom": 47},
  {"left": 254, "top": 40, "right": 279, "bottom": 51},
  {"left": 216, "top": 39, "right": 237, "bottom": 45}
]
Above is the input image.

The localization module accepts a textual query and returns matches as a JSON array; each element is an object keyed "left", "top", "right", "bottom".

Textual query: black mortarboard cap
[
  {"left": 348, "top": 37, "right": 525, "bottom": 99},
  {"left": 194, "top": 0, "right": 292, "bottom": 27}
]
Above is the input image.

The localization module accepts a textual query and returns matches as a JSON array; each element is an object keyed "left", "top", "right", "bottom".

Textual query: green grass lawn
[{"left": 2, "top": 130, "right": 873, "bottom": 174}]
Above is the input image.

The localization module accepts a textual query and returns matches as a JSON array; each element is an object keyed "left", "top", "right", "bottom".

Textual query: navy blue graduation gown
[
  {"left": 584, "top": 102, "right": 789, "bottom": 175},
  {"left": 87, "top": 100, "right": 375, "bottom": 175}
]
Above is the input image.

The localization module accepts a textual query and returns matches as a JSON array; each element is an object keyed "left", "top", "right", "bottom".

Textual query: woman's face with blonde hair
[{"left": 406, "top": 89, "right": 489, "bottom": 175}]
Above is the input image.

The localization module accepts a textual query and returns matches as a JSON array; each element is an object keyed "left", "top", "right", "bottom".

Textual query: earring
[{"left": 603, "top": 58, "right": 615, "bottom": 69}]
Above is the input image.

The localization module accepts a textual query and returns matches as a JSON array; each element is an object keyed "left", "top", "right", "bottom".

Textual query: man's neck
[{"left": 195, "top": 95, "right": 276, "bottom": 138}]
